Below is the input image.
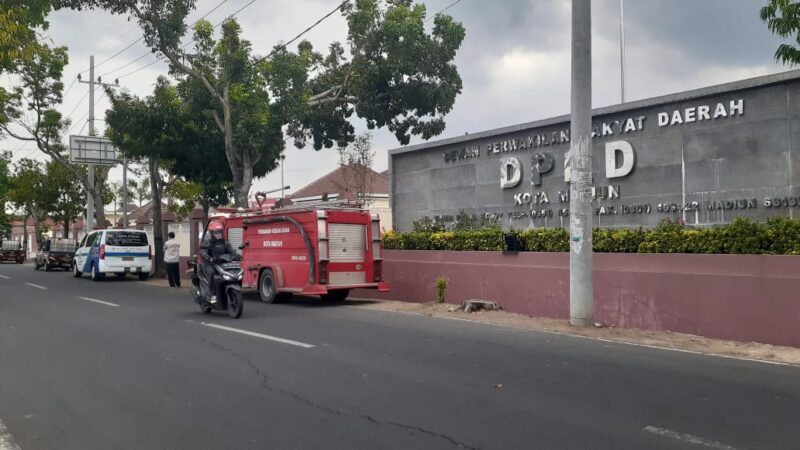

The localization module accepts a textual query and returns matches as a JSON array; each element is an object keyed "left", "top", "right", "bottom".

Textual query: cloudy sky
[{"left": 1, "top": 0, "right": 795, "bottom": 201}]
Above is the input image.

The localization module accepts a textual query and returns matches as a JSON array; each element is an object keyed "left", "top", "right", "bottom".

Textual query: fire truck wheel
[
  {"left": 259, "top": 270, "right": 278, "bottom": 303},
  {"left": 322, "top": 290, "right": 350, "bottom": 303}
]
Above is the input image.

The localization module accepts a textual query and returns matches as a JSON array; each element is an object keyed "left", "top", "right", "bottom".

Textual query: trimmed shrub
[{"left": 382, "top": 217, "right": 800, "bottom": 255}]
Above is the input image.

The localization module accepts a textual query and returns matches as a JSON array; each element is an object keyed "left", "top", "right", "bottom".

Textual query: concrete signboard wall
[{"left": 390, "top": 70, "right": 800, "bottom": 231}]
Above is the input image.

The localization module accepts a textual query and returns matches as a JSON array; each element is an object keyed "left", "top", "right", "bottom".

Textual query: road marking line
[
  {"left": 643, "top": 426, "right": 737, "bottom": 449},
  {"left": 0, "top": 275, "right": 10, "bottom": 279},
  {"left": 347, "top": 304, "right": 800, "bottom": 368},
  {"left": 202, "top": 323, "right": 315, "bottom": 348},
  {"left": 77, "top": 297, "right": 120, "bottom": 307},
  {"left": 0, "top": 419, "right": 22, "bottom": 450},
  {"left": 24, "top": 282, "right": 46, "bottom": 290}
]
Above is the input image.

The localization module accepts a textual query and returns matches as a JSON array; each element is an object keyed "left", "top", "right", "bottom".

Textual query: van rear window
[{"left": 105, "top": 232, "right": 148, "bottom": 247}]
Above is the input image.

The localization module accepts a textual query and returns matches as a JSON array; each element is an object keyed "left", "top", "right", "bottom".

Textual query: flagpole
[{"left": 620, "top": 0, "right": 626, "bottom": 103}]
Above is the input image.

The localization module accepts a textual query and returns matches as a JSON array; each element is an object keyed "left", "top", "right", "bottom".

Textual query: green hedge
[{"left": 382, "top": 217, "right": 800, "bottom": 255}]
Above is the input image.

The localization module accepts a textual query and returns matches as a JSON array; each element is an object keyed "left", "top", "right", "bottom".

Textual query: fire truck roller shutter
[{"left": 242, "top": 216, "right": 316, "bottom": 285}]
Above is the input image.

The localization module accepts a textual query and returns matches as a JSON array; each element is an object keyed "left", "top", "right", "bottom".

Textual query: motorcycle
[{"left": 187, "top": 253, "right": 244, "bottom": 319}]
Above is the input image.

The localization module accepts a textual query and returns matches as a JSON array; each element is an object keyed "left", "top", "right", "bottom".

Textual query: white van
[{"left": 73, "top": 229, "right": 152, "bottom": 281}]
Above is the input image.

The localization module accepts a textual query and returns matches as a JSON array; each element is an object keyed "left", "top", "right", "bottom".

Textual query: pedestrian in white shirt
[{"left": 164, "top": 232, "right": 181, "bottom": 287}]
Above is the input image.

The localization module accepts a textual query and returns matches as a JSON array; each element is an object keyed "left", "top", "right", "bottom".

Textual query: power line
[
  {"left": 435, "top": 0, "right": 463, "bottom": 16},
  {"left": 62, "top": 87, "right": 93, "bottom": 124},
  {"left": 254, "top": 0, "right": 350, "bottom": 65},
  {"left": 92, "top": 37, "right": 144, "bottom": 72},
  {"left": 98, "top": 0, "right": 235, "bottom": 79},
  {"left": 63, "top": 87, "right": 104, "bottom": 138},
  {"left": 117, "top": 56, "right": 164, "bottom": 80},
  {"left": 62, "top": 76, "right": 78, "bottom": 99}
]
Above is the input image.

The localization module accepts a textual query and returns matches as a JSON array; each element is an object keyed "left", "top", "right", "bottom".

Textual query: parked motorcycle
[{"left": 187, "top": 254, "right": 243, "bottom": 318}]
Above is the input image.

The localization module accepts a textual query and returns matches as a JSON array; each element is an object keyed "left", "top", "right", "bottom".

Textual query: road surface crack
[{"left": 200, "top": 339, "right": 479, "bottom": 449}]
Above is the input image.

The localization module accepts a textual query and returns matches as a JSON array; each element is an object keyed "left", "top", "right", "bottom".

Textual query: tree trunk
[
  {"left": 93, "top": 167, "right": 108, "bottom": 227},
  {"left": 219, "top": 87, "right": 252, "bottom": 208},
  {"left": 149, "top": 157, "right": 165, "bottom": 277},
  {"left": 22, "top": 215, "right": 29, "bottom": 257},
  {"left": 64, "top": 218, "right": 71, "bottom": 240},
  {"left": 201, "top": 191, "right": 210, "bottom": 224}
]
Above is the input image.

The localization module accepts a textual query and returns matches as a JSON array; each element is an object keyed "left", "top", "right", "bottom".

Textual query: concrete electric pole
[
  {"left": 619, "top": 0, "right": 626, "bottom": 103},
  {"left": 569, "top": 0, "right": 594, "bottom": 327},
  {"left": 77, "top": 55, "right": 119, "bottom": 231}
]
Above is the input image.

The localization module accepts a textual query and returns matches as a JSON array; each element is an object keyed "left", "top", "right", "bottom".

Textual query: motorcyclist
[{"left": 200, "top": 221, "right": 235, "bottom": 304}]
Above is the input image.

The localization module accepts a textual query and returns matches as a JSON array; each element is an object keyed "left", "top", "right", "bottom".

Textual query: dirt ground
[{"left": 348, "top": 298, "right": 800, "bottom": 367}]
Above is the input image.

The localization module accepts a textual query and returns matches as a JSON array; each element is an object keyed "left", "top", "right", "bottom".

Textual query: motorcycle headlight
[
  {"left": 237, "top": 272, "right": 243, "bottom": 280},
  {"left": 222, "top": 273, "right": 234, "bottom": 281}
]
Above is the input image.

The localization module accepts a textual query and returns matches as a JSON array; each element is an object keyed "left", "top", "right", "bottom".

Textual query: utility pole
[
  {"left": 619, "top": 0, "right": 626, "bottom": 103},
  {"left": 569, "top": 0, "right": 594, "bottom": 327},
  {"left": 77, "top": 55, "right": 119, "bottom": 231},
  {"left": 86, "top": 55, "right": 95, "bottom": 231},
  {"left": 122, "top": 154, "right": 128, "bottom": 228},
  {"left": 280, "top": 154, "right": 286, "bottom": 199}
]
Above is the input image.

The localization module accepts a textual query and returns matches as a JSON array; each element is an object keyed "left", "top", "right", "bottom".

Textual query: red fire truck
[{"left": 210, "top": 199, "right": 390, "bottom": 303}]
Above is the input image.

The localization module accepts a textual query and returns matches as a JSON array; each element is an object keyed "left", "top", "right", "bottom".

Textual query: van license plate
[{"left": 122, "top": 257, "right": 134, "bottom": 261}]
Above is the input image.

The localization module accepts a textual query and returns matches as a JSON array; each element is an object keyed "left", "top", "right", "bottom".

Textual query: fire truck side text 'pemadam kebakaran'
[{"left": 212, "top": 198, "right": 390, "bottom": 303}]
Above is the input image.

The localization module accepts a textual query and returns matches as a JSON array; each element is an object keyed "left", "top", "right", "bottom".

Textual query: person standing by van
[{"left": 164, "top": 232, "right": 181, "bottom": 287}]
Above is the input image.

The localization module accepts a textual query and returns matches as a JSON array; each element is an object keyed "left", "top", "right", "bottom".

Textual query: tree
[
  {"left": 0, "top": 0, "right": 53, "bottom": 72},
  {"left": 8, "top": 159, "right": 49, "bottom": 250},
  {"left": 132, "top": 178, "right": 151, "bottom": 208},
  {"left": 105, "top": 76, "right": 185, "bottom": 275},
  {"left": 335, "top": 131, "right": 376, "bottom": 205},
  {"left": 762, "top": 1, "right": 800, "bottom": 64},
  {"left": 40, "top": 160, "right": 84, "bottom": 239},
  {"left": 58, "top": 1, "right": 465, "bottom": 207},
  {"left": 0, "top": 41, "right": 110, "bottom": 227},
  {"left": 0, "top": 1, "right": 54, "bottom": 138}
]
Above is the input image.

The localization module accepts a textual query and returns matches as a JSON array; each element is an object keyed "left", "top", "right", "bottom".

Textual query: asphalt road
[{"left": 0, "top": 262, "right": 798, "bottom": 450}]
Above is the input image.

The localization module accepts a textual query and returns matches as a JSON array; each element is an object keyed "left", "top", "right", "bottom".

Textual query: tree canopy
[
  {"left": 762, "top": 0, "right": 800, "bottom": 64},
  {"left": 57, "top": 0, "right": 465, "bottom": 207}
]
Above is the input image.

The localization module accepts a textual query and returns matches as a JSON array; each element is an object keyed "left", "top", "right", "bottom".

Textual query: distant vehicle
[
  {"left": 73, "top": 229, "right": 152, "bottom": 281},
  {"left": 204, "top": 197, "right": 390, "bottom": 304},
  {"left": 35, "top": 238, "right": 78, "bottom": 271},
  {"left": 0, "top": 240, "right": 25, "bottom": 264}
]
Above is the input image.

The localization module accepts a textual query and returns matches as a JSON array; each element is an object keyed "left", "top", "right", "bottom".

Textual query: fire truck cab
[{"left": 212, "top": 202, "right": 390, "bottom": 303}]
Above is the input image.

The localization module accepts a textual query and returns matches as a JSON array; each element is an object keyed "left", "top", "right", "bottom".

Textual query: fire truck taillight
[
  {"left": 319, "top": 261, "right": 328, "bottom": 284},
  {"left": 373, "top": 261, "right": 382, "bottom": 282}
]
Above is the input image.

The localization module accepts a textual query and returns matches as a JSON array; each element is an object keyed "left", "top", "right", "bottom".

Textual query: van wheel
[
  {"left": 73, "top": 263, "right": 82, "bottom": 278},
  {"left": 116, "top": 273, "right": 126, "bottom": 280},
  {"left": 322, "top": 290, "right": 350, "bottom": 303},
  {"left": 91, "top": 265, "right": 104, "bottom": 281},
  {"left": 259, "top": 269, "right": 278, "bottom": 303},
  {"left": 138, "top": 273, "right": 149, "bottom": 281}
]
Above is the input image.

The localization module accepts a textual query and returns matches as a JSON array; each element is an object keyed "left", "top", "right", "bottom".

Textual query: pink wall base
[{"left": 354, "top": 251, "right": 800, "bottom": 348}]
